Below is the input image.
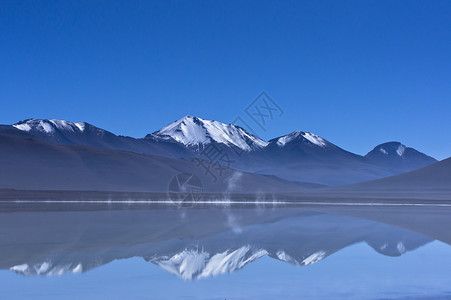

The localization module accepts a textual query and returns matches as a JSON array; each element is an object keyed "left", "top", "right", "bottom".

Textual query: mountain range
[{"left": 0, "top": 116, "right": 442, "bottom": 193}]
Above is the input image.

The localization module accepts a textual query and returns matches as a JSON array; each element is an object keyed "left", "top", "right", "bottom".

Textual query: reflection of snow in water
[
  {"left": 10, "top": 262, "right": 83, "bottom": 276},
  {"left": 276, "top": 250, "right": 327, "bottom": 266},
  {"left": 152, "top": 246, "right": 268, "bottom": 280}
]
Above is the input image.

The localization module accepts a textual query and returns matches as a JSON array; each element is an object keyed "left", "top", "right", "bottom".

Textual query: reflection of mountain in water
[
  {"left": 150, "top": 246, "right": 269, "bottom": 280},
  {"left": 0, "top": 206, "right": 445, "bottom": 279}
]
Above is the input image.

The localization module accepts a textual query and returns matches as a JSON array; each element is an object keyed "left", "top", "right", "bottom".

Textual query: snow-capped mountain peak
[
  {"left": 13, "top": 119, "right": 87, "bottom": 134},
  {"left": 151, "top": 116, "right": 268, "bottom": 151},
  {"left": 275, "top": 131, "right": 328, "bottom": 147}
]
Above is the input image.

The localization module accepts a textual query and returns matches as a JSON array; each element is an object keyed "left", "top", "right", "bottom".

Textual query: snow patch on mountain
[
  {"left": 276, "top": 131, "right": 327, "bottom": 147},
  {"left": 12, "top": 123, "right": 32, "bottom": 132},
  {"left": 397, "top": 144, "right": 406, "bottom": 156},
  {"left": 13, "top": 120, "right": 55, "bottom": 133},
  {"left": 304, "top": 132, "right": 327, "bottom": 147},
  {"left": 49, "top": 119, "right": 86, "bottom": 132},
  {"left": 40, "top": 121, "right": 54, "bottom": 133},
  {"left": 152, "top": 116, "right": 268, "bottom": 151},
  {"left": 74, "top": 122, "right": 86, "bottom": 131},
  {"left": 13, "top": 119, "right": 87, "bottom": 134}
]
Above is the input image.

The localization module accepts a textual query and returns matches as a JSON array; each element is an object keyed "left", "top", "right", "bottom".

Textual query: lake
[{"left": 1, "top": 202, "right": 451, "bottom": 299}]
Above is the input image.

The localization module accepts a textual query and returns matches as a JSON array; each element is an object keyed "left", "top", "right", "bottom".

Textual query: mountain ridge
[{"left": 1, "top": 116, "right": 439, "bottom": 186}]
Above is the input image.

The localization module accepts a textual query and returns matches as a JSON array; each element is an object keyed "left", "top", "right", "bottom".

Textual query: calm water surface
[{"left": 1, "top": 202, "right": 451, "bottom": 299}]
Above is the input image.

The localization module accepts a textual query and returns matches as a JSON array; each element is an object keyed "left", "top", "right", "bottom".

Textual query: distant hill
[
  {"left": 364, "top": 142, "right": 437, "bottom": 173},
  {"left": 343, "top": 157, "right": 451, "bottom": 191}
]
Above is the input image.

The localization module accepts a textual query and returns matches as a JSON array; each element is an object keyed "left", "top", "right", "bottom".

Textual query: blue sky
[{"left": 1, "top": 1, "right": 450, "bottom": 159}]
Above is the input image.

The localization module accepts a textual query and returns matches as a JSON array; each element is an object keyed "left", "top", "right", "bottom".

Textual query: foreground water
[{"left": 1, "top": 203, "right": 451, "bottom": 299}]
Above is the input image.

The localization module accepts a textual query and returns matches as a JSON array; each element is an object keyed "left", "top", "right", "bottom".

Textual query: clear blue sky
[{"left": 1, "top": 1, "right": 450, "bottom": 159}]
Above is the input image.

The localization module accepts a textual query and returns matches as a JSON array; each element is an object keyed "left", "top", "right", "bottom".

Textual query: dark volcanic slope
[{"left": 0, "top": 134, "right": 321, "bottom": 193}]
